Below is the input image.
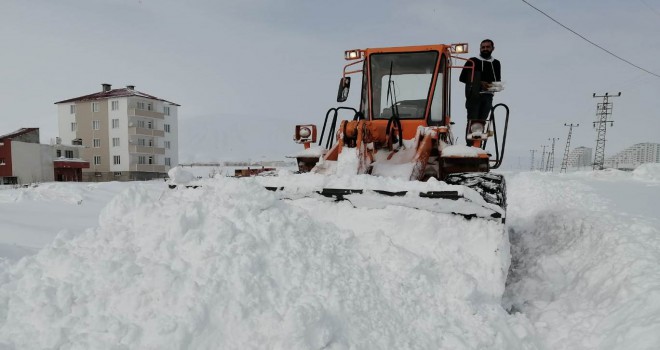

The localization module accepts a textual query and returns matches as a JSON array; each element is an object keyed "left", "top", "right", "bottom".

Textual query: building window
[
  {"left": 93, "top": 156, "right": 101, "bottom": 165},
  {"left": 93, "top": 139, "right": 101, "bottom": 148},
  {"left": 0, "top": 158, "right": 5, "bottom": 165},
  {"left": 112, "top": 119, "right": 119, "bottom": 128},
  {"left": 71, "top": 122, "right": 77, "bottom": 132},
  {"left": 165, "top": 157, "right": 171, "bottom": 166},
  {"left": 92, "top": 102, "right": 100, "bottom": 112},
  {"left": 56, "top": 150, "right": 62, "bottom": 157},
  {"left": 164, "top": 124, "right": 171, "bottom": 133},
  {"left": 147, "top": 103, "right": 153, "bottom": 111},
  {"left": 137, "top": 101, "right": 145, "bottom": 109},
  {"left": 114, "top": 172, "right": 122, "bottom": 177},
  {"left": 111, "top": 101, "right": 119, "bottom": 110},
  {"left": 93, "top": 120, "right": 101, "bottom": 130},
  {"left": 148, "top": 156, "right": 154, "bottom": 164},
  {"left": 65, "top": 150, "right": 73, "bottom": 158},
  {"left": 138, "top": 138, "right": 146, "bottom": 146},
  {"left": 138, "top": 156, "right": 146, "bottom": 164},
  {"left": 164, "top": 141, "right": 171, "bottom": 149},
  {"left": 112, "top": 138, "right": 120, "bottom": 147},
  {"left": 164, "top": 106, "right": 170, "bottom": 115},
  {"left": 70, "top": 105, "right": 76, "bottom": 114},
  {"left": 137, "top": 120, "right": 145, "bottom": 128},
  {"left": 147, "top": 121, "right": 153, "bottom": 129},
  {"left": 148, "top": 138, "right": 153, "bottom": 147},
  {"left": 113, "top": 155, "right": 121, "bottom": 165}
]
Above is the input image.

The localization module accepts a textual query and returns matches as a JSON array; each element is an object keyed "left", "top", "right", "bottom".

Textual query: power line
[
  {"left": 521, "top": 0, "right": 660, "bottom": 79},
  {"left": 638, "top": 0, "right": 660, "bottom": 19}
]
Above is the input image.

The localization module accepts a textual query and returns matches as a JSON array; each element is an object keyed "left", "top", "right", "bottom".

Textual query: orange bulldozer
[{"left": 282, "top": 43, "right": 510, "bottom": 222}]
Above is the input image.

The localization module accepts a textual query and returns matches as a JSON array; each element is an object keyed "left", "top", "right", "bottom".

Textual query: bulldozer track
[{"left": 445, "top": 172, "right": 507, "bottom": 210}]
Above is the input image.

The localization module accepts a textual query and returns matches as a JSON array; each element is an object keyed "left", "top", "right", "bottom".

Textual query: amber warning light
[
  {"left": 450, "top": 43, "right": 469, "bottom": 54},
  {"left": 344, "top": 49, "right": 364, "bottom": 60}
]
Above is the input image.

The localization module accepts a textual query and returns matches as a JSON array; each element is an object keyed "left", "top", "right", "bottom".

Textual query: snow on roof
[
  {"left": 54, "top": 87, "right": 180, "bottom": 106},
  {"left": 0, "top": 128, "right": 39, "bottom": 140}
]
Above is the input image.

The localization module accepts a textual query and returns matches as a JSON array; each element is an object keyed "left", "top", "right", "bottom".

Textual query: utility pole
[
  {"left": 546, "top": 138, "right": 559, "bottom": 172},
  {"left": 540, "top": 145, "right": 548, "bottom": 171},
  {"left": 592, "top": 92, "right": 621, "bottom": 170},
  {"left": 560, "top": 123, "right": 579, "bottom": 172},
  {"left": 529, "top": 149, "right": 538, "bottom": 171}
]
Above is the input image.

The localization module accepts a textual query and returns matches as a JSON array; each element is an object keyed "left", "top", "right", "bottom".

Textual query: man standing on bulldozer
[{"left": 459, "top": 39, "right": 502, "bottom": 122}]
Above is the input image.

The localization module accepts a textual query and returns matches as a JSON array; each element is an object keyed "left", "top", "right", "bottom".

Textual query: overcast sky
[{"left": 2, "top": 0, "right": 659, "bottom": 166}]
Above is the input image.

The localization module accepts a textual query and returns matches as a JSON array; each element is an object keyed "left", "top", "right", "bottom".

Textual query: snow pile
[
  {"left": 504, "top": 172, "right": 660, "bottom": 349},
  {"left": 0, "top": 182, "right": 147, "bottom": 261},
  {"left": 587, "top": 168, "right": 631, "bottom": 180},
  {"left": 632, "top": 163, "right": 660, "bottom": 182},
  {"left": 168, "top": 166, "right": 197, "bottom": 184},
  {"left": 442, "top": 145, "right": 488, "bottom": 157},
  {"left": 0, "top": 177, "right": 527, "bottom": 349},
  {"left": 292, "top": 145, "right": 325, "bottom": 158}
]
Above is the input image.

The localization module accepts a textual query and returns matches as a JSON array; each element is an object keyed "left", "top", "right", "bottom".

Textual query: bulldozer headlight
[
  {"left": 450, "top": 43, "right": 469, "bottom": 54},
  {"left": 470, "top": 122, "right": 485, "bottom": 134},
  {"left": 294, "top": 124, "right": 317, "bottom": 144},
  {"left": 344, "top": 49, "right": 363, "bottom": 60},
  {"left": 299, "top": 127, "right": 311, "bottom": 138}
]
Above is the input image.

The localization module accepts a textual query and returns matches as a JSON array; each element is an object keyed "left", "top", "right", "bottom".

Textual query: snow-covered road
[
  {"left": 504, "top": 169, "right": 660, "bottom": 349},
  {"left": 0, "top": 165, "right": 658, "bottom": 349}
]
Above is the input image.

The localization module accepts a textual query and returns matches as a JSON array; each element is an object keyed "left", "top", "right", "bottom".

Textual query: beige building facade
[{"left": 56, "top": 84, "right": 179, "bottom": 181}]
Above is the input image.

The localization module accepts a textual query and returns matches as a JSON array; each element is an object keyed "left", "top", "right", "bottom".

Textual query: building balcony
[
  {"left": 129, "top": 145, "right": 165, "bottom": 155},
  {"left": 129, "top": 108, "right": 165, "bottom": 120},
  {"left": 128, "top": 126, "right": 165, "bottom": 137},
  {"left": 132, "top": 164, "right": 166, "bottom": 173}
]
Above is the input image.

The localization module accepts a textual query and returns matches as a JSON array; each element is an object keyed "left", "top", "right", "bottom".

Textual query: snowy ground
[{"left": 0, "top": 164, "right": 659, "bottom": 349}]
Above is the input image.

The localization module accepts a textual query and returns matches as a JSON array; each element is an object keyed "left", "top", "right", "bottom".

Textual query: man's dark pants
[{"left": 465, "top": 93, "right": 493, "bottom": 145}]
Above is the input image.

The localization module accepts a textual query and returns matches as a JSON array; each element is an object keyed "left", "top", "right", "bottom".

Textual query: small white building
[{"left": 55, "top": 84, "right": 180, "bottom": 181}]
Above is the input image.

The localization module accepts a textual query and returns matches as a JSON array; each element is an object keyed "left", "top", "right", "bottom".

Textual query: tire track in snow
[{"left": 503, "top": 172, "right": 660, "bottom": 349}]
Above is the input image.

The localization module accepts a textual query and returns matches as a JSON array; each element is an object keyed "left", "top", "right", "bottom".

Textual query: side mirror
[{"left": 336, "top": 77, "right": 351, "bottom": 103}]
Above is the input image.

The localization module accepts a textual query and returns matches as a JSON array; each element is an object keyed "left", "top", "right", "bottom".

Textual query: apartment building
[
  {"left": 0, "top": 128, "right": 89, "bottom": 184},
  {"left": 566, "top": 146, "right": 592, "bottom": 169},
  {"left": 604, "top": 143, "right": 660, "bottom": 170},
  {"left": 55, "top": 84, "right": 179, "bottom": 181}
]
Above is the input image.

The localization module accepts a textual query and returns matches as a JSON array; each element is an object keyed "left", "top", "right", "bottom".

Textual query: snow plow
[{"left": 274, "top": 43, "right": 510, "bottom": 222}]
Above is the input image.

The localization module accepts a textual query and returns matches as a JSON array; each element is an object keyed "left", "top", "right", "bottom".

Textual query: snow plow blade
[{"left": 265, "top": 186, "right": 504, "bottom": 222}]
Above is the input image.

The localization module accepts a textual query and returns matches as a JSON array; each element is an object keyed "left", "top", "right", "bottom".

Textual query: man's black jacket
[{"left": 459, "top": 57, "right": 501, "bottom": 90}]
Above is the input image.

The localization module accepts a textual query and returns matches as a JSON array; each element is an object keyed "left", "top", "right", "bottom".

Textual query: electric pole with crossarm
[
  {"left": 592, "top": 92, "right": 621, "bottom": 170},
  {"left": 560, "top": 123, "right": 579, "bottom": 172}
]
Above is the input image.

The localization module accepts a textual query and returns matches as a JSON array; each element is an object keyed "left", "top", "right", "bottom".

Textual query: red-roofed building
[
  {"left": 0, "top": 128, "right": 89, "bottom": 184},
  {"left": 55, "top": 84, "right": 180, "bottom": 181}
]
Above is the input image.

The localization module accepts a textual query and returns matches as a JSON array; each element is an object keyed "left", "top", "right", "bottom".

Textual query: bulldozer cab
[{"left": 339, "top": 45, "right": 455, "bottom": 140}]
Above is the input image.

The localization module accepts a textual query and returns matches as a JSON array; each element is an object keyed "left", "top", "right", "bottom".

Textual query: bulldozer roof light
[
  {"left": 450, "top": 43, "right": 469, "bottom": 54},
  {"left": 344, "top": 49, "right": 364, "bottom": 60}
]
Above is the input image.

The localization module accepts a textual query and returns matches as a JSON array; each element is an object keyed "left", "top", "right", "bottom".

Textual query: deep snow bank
[
  {"left": 0, "top": 182, "right": 150, "bottom": 261},
  {"left": 0, "top": 177, "right": 528, "bottom": 349},
  {"left": 633, "top": 163, "right": 660, "bottom": 182},
  {"left": 504, "top": 171, "right": 660, "bottom": 349}
]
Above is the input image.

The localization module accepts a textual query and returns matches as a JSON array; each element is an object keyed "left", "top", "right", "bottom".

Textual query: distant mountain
[{"left": 178, "top": 114, "right": 302, "bottom": 163}]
